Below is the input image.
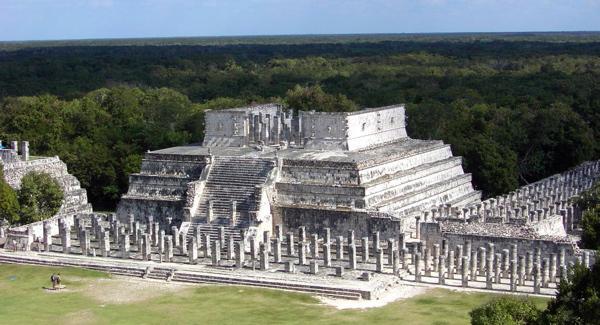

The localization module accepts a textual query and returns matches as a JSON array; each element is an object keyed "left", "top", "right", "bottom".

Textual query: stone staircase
[
  {"left": 0, "top": 253, "right": 367, "bottom": 300},
  {"left": 187, "top": 223, "right": 246, "bottom": 243},
  {"left": 192, "top": 156, "right": 275, "bottom": 222}
]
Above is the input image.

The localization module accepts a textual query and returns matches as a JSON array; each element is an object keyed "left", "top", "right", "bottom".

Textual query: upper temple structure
[{"left": 116, "top": 103, "right": 481, "bottom": 240}]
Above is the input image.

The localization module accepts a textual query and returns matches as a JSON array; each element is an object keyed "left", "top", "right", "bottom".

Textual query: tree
[
  {"left": 469, "top": 296, "right": 540, "bottom": 325},
  {"left": 17, "top": 172, "right": 64, "bottom": 224},
  {"left": 577, "top": 183, "right": 600, "bottom": 249},
  {"left": 0, "top": 164, "right": 20, "bottom": 224},
  {"left": 538, "top": 262, "right": 600, "bottom": 324},
  {"left": 285, "top": 85, "right": 358, "bottom": 112}
]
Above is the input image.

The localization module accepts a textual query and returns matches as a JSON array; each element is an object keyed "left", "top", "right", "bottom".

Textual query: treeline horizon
[{"left": 0, "top": 36, "right": 598, "bottom": 211}]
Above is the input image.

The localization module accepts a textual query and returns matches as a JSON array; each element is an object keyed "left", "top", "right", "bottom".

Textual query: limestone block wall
[
  {"left": 280, "top": 160, "right": 359, "bottom": 186},
  {"left": 358, "top": 143, "right": 450, "bottom": 184},
  {"left": 2, "top": 156, "right": 92, "bottom": 217},
  {"left": 300, "top": 111, "right": 348, "bottom": 150},
  {"left": 345, "top": 105, "right": 407, "bottom": 151},
  {"left": 299, "top": 105, "right": 408, "bottom": 151},
  {"left": 116, "top": 152, "right": 208, "bottom": 223},
  {"left": 203, "top": 110, "right": 248, "bottom": 147},
  {"left": 277, "top": 207, "right": 402, "bottom": 239}
]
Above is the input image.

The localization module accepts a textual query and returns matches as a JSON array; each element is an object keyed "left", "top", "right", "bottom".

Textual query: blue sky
[{"left": 1, "top": 0, "right": 599, "bottom": 41}]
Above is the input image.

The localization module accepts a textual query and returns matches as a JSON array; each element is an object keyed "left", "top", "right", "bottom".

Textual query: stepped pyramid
[
  {"left": 0, "top": 141, "right": 92, "bottom": 218},
  {"left": 116, "top": 103, "right": 480, "bottom": 238}
]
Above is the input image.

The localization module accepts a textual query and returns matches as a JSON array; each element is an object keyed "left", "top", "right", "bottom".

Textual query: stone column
[
  {"left": 393, "top": 249, "right": 400, "bottom": 275},
  {"left": 121, "top": 233, "right": 130, "bottom": 259},
  {"left": 166, "top": 236, "right": 174, "bottom": 262},
  {"left": 159, "top": 230, "right": 165, "bottom": 254},
  {"left": 361, "top": 237, "right": 369, "bottom": 263},
  {"left": 456, "top": 245, "right": 464, "bottom": 273},
  {"left": 373, "top": 231, "right": 380, "bottom": 252},
  {"left": 550, "top": 254, "right": 557, "bottom": 283},
  {"left": 153, "top": 222, "right": 160, "bottom": 246},
  {"left": 423, "top": 247, "right": 431, "bottom": 276},
  {"left": 311, "top": 234, "right": 319, "bottom": 258},
  {"left": 44, "top": 225, "right": 52, "bottom": 252},
  {"left": 432, "top": 244, "right": 440, "bottom": 272},
  {"left": 398, "top": 233, "right": 405, "bottom": 251},
  {"left": 470, "top": 250, "right": 478, "bottom": 280},
  {"left": 387, "top": 239, "right": 395, "bottom": 266},
  {"left": 502, "top": 249, "right": 510, "bottom": 277},
  {"left": 81, "top": 230, "right": 90, "bottom": 257},
  {"left": 298, "top": 242, "right": 307, "bottom": 265},
  {"left": 263, "top": 231, "right": 271, "bottom": 253},
  {"left": 414, "top": 252, "right": 422, "bottom": 282},
  {"left": 227, "top": 236, "right": 235, "bottom": 260},
  {"left": 485, "top": 255, "right": 493, "bottom": 289},
  {"left": 274, "top": 238, "right": 282, "bottom": 263},
  {"left": 250, "top": 237, "right": 258, "bottom": 261},
  {"left": 211, "top": 240, "right": 221, "bottom": 266},
  {"left": 448, "top": 250, "right": 455, "bottom": 279},
  {"left": 348, "top": 243, "right": 357, "bottom": 270},
  {"left": 542, "top": 258, "right": 550, "bottom": 288},
  {"left": 275, "top": 224, "right": 282, "bottom": 241},
  {"left": 235, "top": 242, "right": 245, "bottom": 268},
  {"left": 518, "top": 255, "right": 526, "bottom": 286},
  {"left": 494, "top": 253, "right": 502, "bottom": 284},
  {"left": 402, "top": 248, "right": 410, "bottom": 271},
  {"left": 461, "top": 256, "right": 469, "bottom": 288},
  {"left": 415, "top": 216, "right": 421, "bottom": 239},
  {"left": 533, "top": 262, "right": 541, "bottom": 294},
  {"left": 336, "top": 236, "right": 344, "bottom": 260},
  {"left": 510, "top": 261, "right": 517, "bottom": 292},
  {"left": 479, "top": 247, "right": 486, "bottom": 276},
  {"left": 60, "top": 223, "right": 71, "bottom": 254},
  {"left": 260, "top": 243, "right": 269, "bottom": 271},
  {"left": 143, "top": 234, "right": 152, "bottom": 261},
  {"left": 286, "top": 232, "right": 295, "bottom": 256},
  {"left": 203, "top": 234, "right": 211, "bottom": 258},
  {"left": 558, "top": 247, "right": 566, "bottom": 277},
  {"left": 324, "top": 228, "right": 331, "bottom": 246},
  {"left": 299, "top": 226, "right": 306, "bottom": 243},
  {"left": 376, "top": 249, "right": 384, "bottom": 273},
  {"left": 310, "top": 261, "right": 319, "bottom": 274},
  {"left": 323, "top": 243, "right": 332, "bottom": 267},
  {"left": 180, "top": 233, "right": 188, "bottom": 256},
  {"left": 438, "top": 256, "right": 446, "bottom": 284},
  {"left": 347, "top": 230, "right": 355, "bottom": 246},
  {"left": 526, "top": 251, "right": 533, "bottom": 280},
  {"left": 100, "top": 231, "right": 110, "bottom": 257}
]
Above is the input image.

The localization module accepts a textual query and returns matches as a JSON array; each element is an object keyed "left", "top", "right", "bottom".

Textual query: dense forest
[{"left": 0, "top": 34, "right": 598, "bottom": 210}]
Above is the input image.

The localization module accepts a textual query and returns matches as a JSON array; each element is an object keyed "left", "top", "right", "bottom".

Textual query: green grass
[{"left": 0, "top": 264, "right": 549, "bottom": 324}]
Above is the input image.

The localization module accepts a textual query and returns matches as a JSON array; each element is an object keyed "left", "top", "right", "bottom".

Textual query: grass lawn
[{"left": 0, "top": 264, "right": 549, "bottom": 325}]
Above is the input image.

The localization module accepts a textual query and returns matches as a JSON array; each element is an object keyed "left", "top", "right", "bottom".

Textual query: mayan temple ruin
[
  {"left": 0, "top": 104, "right": 599, "bottom": 300},
  {"left": 116, "top": 104, "right": 481, "bottom": 241}
]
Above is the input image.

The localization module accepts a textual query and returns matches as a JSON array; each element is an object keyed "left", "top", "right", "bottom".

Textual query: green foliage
[
  {"left": 0, "top": 164, "right": 20, "bottom": 224},
  {"left": 469, "top": 296, "right": 541, "bottom": 325},
  {"left": 578, "top": 183, "right": 600, "bottom": 249},
  {"left": 539, "top": 262, "right": 600, "bottom": 324},
  {"left": 1, "top": 38, "right": 599, "bottom": 208},
  {"left": 17, "top": 172, "right": 64, "bottom": 224},
  {"left": 285, "top": 85, "right": 358, "bottom": 112}
]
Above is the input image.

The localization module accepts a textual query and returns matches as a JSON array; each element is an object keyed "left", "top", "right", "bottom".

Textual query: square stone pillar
[
  {"left": 189, "top": 237, "right": 198, "bottom": 264},
  {"left": 166, "top": 236, "right": 174, "bottom": 262},
  {"left": 235, "top": 242, "right": 245, "bottom": 268},
  {"left": 361, "top": 237, "right": 369, "bottom": 263},
  {"left": 348, "top": 243, "right": 357, "bottom": 270},
  {"left": 311, "top": 234, "right": 319, "bottom": 258},
  {"left": 323, "top": 243, "right": 332, "bottom": 267},
  {"left": 336, "top": 236, "right": 344, "bottom": 260},
  {"left": 274, "top": 238, "right": 282, "bottom": 263}
]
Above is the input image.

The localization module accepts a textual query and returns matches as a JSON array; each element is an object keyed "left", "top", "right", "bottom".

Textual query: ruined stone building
[
  {"left": 0, "top": 141, "right": 92, "bottom": 242},
  {"left": 116, "top": 103, "right": 481, "bottom": 240}
]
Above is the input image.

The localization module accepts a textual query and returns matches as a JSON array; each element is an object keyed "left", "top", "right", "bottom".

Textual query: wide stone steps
[
  {"left": 187, "top": 222, "right": 247, "bottom": 242},
  {"left": 0, "top": 252, "right": 366, "bottom": 300},
  {"left": 192, "top": 157, "right": 274, "bottom": 220}
]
